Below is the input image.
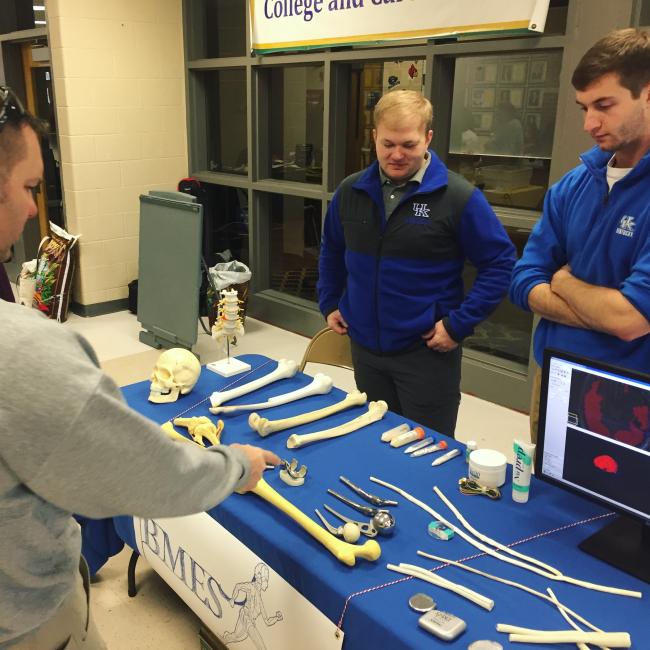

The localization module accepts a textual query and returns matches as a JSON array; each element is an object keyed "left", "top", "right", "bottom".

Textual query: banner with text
[
  {"left": 251, "top": 0, "right": 550, "bottom": 54},
  {"left": 134, "top": 513, "right": 343, "bottom": 650}
]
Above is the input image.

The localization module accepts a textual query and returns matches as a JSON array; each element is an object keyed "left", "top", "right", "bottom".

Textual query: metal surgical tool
[
  {"left": 322, "top": 504, "right": 378, "bottom": 538},
  {"left": 327, "top": 489, "right": 396, "bottom": 536},
  {"left": 339, "top": 476, "right": 398, "bottom": 507}
]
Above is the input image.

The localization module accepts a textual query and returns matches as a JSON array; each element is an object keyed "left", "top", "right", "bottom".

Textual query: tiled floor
[{"left": 60, "top": 309, "right": 529, "bottom": 648}]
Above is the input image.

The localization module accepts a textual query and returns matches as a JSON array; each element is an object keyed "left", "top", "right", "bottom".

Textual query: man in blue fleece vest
[
  {"left": 318, "top": 90, "right": 516, "bottom": 437},
  {"left": 509, "top": 29, "right": 650, "bottom": 443}
]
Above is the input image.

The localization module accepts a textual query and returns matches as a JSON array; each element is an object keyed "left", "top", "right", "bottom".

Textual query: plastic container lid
[{"left": 469, "top": 448, "right": 507, "bottom": 471}]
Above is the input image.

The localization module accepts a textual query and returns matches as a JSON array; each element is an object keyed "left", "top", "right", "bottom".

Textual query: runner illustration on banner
[{"left": 220, "top": 563, "right": 284, "bottom": 649}]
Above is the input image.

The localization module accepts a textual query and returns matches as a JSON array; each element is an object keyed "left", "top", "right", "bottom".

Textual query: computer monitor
[{"left": 535, "top": 348, "right": 650, "bottom": 584}]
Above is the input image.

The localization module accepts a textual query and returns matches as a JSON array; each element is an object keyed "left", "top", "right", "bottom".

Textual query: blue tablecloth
[{"left": 102, "top": 354, "right": 648, "bottom": 649}]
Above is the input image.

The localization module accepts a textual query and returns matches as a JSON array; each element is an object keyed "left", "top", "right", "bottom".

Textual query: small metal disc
[
  {"left": 467, "top": 641, "right": 503, "bottom": 650},
  {"left": 408, "top": 592, "right": 435, "bottom": 613}
]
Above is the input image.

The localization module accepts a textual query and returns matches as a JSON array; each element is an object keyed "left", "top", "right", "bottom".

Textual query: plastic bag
[
  {"left": 33, "top": 223, "right": 80, "bottom": 322},
  {"left": 17, "top": 259, "right": 37, "bottom": 307},
  {"left": 207, "top": 260, "right": 251, "bottom": 327},
  {"left": 208, "top": 260, "right": 251, "bottom": 290}
]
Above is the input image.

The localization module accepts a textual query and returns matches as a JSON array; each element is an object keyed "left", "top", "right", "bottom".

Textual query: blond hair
[{"left": 373, "top": 90, "right": 433, "bottom": 133}]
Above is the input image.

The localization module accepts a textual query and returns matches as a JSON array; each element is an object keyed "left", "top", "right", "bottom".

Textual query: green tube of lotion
[{"left": 512, "top": 439, "right": 536, "bottom": 503}]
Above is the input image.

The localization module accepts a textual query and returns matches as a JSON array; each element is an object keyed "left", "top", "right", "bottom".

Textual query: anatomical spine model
[{"left": 207, "top": 288, "right": 250, "bottom": 376}]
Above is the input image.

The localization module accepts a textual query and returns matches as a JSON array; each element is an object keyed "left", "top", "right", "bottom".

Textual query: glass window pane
[
  {"left": 188, "top": 0, "right": 246, "bottom": 59},
  {"left": 341, "top": 59, "right": 426, "bottom": 178},
  {"left": 463, "top": 225, "right": 533, "bottom": 367},
  {"left": 268, "top": 195, "right": 321, "bottom": 302},
  {"left": 200, "top": 183, "right": 249, "bottom": 267},
  {"left": 447, "top": 51, "right": 562, "bottom": 211},
  {"left": 267, "top": 66, "right": 324, "bottom": 185},
  {"left": 201, "top": 69, "right": 247, "bottom": 175}
]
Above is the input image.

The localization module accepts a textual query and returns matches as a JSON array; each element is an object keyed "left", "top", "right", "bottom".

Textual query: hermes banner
[{"left": 250, "top": 0, "right": 550, "bottom": 54}]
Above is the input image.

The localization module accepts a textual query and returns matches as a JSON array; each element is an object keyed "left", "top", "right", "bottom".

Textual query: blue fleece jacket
[
  {"left": 318, "top": 152, "right": 516, "bottom": 354},
  {"left": 510, "top": 145, "right": 650, "bottom": 370}
]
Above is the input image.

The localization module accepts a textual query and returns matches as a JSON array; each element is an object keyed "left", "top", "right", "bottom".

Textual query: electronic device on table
[{"left": 536, "top": 348, "right": 650, "bottom": 583}]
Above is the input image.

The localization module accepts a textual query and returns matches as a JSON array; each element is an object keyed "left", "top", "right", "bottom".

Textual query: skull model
[{"left": 149, "top": 348, "right": 201, "bottom": 403}]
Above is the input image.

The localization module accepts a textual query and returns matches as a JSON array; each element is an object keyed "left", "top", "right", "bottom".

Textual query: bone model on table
[
  {"left": 209, "top": 373, "right": 334, "bottom": 414},
  {"left": 148, "top": 348, "right": 202, "bottom": 404},
  {"left": 249, "top": 389, "right": 367, "bottom": 437},
  {"left": 286, "top": 400, "right": 388, "bottom": 449},
  {"left": 209, "top": 358, "right": 298, "bottom": 409},
  {"left": 173, "top": 416, "right": 224, "bottom": 446},
  {"left": 207, "top": 288, "right": 250, "bottom": 377},
  {"left": 249, "top": 478, "right": 381, "bottom": 567}
]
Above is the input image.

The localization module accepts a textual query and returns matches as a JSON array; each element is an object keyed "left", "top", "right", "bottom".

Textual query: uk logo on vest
[
  {"left": 616, "top": 215, "right": 635, "bottom": 238},
  {"left": 413, "top": 203, "right": 431, "bottom": 218}
]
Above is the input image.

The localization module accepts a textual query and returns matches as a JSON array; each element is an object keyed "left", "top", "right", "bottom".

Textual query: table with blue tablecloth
[{"left": 95, "top": 354, "right": 647, "bottom": 649}]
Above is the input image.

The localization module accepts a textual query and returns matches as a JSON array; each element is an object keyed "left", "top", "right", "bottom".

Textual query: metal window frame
[{"left": 182, "top": 0, "right": 637, "bottom": 411}]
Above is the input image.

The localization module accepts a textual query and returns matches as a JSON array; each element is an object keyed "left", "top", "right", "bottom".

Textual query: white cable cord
[
  {"left": 432, "top": 485, "right": 641, "bottom": 598},
  {"left": 495, "top": 626, "right": 630, "bottom": 647},
  {"left": 417, "top": 551, "right": 605, "bottom": 635},
  {"left": 369, "top": 477, "right": 641, "bottom": 599},
  {"left": 386, "top": 562, "right": 494, "bottom": 610},
  {"left": 546, "top": 587, "right": 608, "bottom": 650}
]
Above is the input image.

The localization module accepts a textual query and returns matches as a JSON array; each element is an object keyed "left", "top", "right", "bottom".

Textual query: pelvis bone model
[
  {"left": 173, "top": 416, "right": 224, "bottom": 446},
  {"left": 249, "top": 389, "right": 367, "bottom": 437},
  {"left": 149, "top": 348, "right": 201, "bottom": 403},
  {"left": 286, "top": 400, "right": 388, "bottom": 449}
]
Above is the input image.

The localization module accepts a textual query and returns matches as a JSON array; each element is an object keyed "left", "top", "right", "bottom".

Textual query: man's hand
[
  {"left": 422, "top": 319, "right": 458, "bottom": 352},
  {"left": 551, "top": 264, "right": 573, "bottom": 293},
  {"left": 327, "top": 309, "right": 348, "bottom": 334},
  {"left": 231, "top": 444, "right": 280, "bottom": 492}
]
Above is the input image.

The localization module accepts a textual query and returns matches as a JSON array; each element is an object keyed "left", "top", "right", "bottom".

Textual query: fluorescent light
[
  {"left": 35, "top": 20, "right": 47, "bottom": 24},
  {"left": 33, "top": 5, "right": 46, "bottom": 9}
]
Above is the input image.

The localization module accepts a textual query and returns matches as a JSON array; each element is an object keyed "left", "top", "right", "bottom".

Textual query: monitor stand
[{"left": 578, "top": 515, "right": 650, "bottom": 584}]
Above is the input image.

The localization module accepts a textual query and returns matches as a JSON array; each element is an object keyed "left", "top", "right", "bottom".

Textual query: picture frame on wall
[
  {"left": 470, "top": 62, "right": 498, "bottom": 83},
  {"left": 499, "top": 61, "right": 527, "bottom": 84},
  {"left": 497, "top": 87, "right": 524, "bottom": 109},
  {"left": 527, "top": 88, "right": 543, "bottom": 109},
  {"left": 470, "top": 87, "right": 495, "bottom": 109},
  {"left": 472, "top": 112, "right": 493, "bottom": 132},
  {"left": 524, "top": 112, "right": 541, "bottom": 130},
  {"left": 529, "top": 60, "right": 548, "bottom": 83}
]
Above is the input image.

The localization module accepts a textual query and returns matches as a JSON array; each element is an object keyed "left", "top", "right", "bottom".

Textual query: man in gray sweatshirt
[{"left": 0, "top": 86, "right": 280, "bottom": 649}]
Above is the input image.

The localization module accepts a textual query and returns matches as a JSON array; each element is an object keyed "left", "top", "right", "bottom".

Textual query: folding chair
[{"left": 299, "top": 327, "right": 353, "bottom": 372}]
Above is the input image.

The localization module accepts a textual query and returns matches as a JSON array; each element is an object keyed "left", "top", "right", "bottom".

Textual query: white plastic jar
[{"left": 468, "top": 449, "right": 507, "bottom": 488}]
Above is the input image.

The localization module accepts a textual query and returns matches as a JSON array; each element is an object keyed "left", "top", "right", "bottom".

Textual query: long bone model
[
  {"left": 286, "top": 400, "right": 388, "bottom": 449},
  {"left": 249, "top": 389, "right": 367, "bottom": 437},
  {"left": 209, "top": 373, "right": 333, "bottom": 414},
  {"left": 370, "top": 476, "right": 642, "bottom": 599},
  {"left": 249, "top": 478, "right": 381, "bottom": 567},
  {"left": 209, "top": 358, "right": 298, "bottom": 409}
]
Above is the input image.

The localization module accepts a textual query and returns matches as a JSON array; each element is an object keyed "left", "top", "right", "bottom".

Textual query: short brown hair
[
  {"left": 572, "top": 28, "right": 650, "bottom": 97},
  {"left": 0, "top": 113, "right": 47, "bottom": 185},
  {"left": 374, "top": 89, "right": 433, "bottom": 133}
]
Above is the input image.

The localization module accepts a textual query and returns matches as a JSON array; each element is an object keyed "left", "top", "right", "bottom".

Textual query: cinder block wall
[{"left": 46, "top": 0, "right": 188, "bottom": 309}]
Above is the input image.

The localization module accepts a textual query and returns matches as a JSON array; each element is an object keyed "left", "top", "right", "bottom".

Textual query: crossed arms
[{"left": 529, "top": 266, "right": 650, "bottom": 342}]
